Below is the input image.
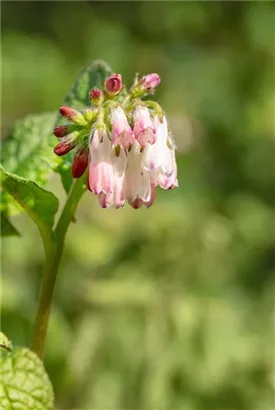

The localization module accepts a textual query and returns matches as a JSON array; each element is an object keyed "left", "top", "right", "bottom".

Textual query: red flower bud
[
  {"left": 53, "top": 125, "right": 72, "bottom": 138},
  {"left": 54, "top": 141, "right": 75, "bottom": 156},
  {"left": 72, "top": 150, "right": 89, "bottom": 178},
  {"left": 89, "top": 88, "right": 102, "bottom": 100},
  {"left": 59, "top": 106, "right": 78, "bottom": 120},
  {"left": 104, "top": 74, "right": 123, "bottom": 96},
  {"left": 89, "top": 88, "right": 103, "bottom": 106},
  {"left": 59, "top": 106, "right": 87, "bottom": 126}
]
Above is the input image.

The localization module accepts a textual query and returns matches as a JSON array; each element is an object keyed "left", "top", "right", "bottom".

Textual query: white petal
[
  {"left": 112, "top": 147, "right": 127, "bottom": 176},
  {"left": 153, "top": 115, "right": 168, "bottom": 145},
  {"left": 142, "top": 143, "right": 159, "bottom": 171},
  {"left": 90, "top": 130, "right": 111, "bottom": 162},
  {"left": 137, "top": 171, "right": 151, "bottom": 202},
  {"left": 111, "top": 106, "right": 125, "bottom": 122}
]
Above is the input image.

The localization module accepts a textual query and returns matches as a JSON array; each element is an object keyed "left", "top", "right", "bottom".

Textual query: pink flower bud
[
  {"left": 89, "top": 88, "right": 103, "bottom": 106},
  {"left": 54, "top": 141, "right": 75, "bottom": 156},
  {"left": 142, "top": 73, "right": 161, "bottom": 90},
  {"left": 72, "top": 150, "right": 89, "bottom": 178},
  {"left": 53, "top": 125, "right": 74, "bottom": 138},
  {"left": 104, "top": 74, "right": 123, "bottom": 96}
]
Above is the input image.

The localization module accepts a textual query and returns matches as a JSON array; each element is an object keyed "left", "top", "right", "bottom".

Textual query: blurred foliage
[{"left": 1, "top": 2, "right": 275, "bottom": 409}]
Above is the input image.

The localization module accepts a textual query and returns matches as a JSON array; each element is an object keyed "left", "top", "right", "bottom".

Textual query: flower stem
[
  {"left": 31, "top": 240, "right": 58, "bottom": 359},
  {"left": 31, "top": 175, "right": 86, "bottom": 359}
]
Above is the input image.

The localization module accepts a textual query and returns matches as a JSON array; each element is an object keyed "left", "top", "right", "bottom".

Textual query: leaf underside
[{"left": 1, "top": 213, "right": 20, "bottom": 237}]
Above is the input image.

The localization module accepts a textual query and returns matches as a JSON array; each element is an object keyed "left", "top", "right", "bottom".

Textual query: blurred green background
[{"left": 1, "top": 1, "right": 275, "bottom": 409}]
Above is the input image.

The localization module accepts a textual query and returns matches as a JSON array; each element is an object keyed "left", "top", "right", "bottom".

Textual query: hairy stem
[{"left": 31, "top": 176, "right": 86, "bottom": 358}]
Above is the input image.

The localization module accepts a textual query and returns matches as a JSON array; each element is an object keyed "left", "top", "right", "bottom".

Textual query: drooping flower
[
  {"left": 142, "top": 116, "right": 178, "bottom": 189},
  {"left": 133, "top": 105, "right": 156, "bottom": 147},
  {"left": 111, "top": 106, "right": 135, "bottom": 149},
  {"left": 88, "top": 130, "right": 114, "bottom": 195},
  {"left": 53, "top": 71, "right": 178, "bottom": 209},
  {"left": 128, "top": 184, "right": 156, "bottom": 209},
  {"left": 97, "top": 148, "right": 127, "bottom": 209},
  {"left": 125, "top": 141, "right": 152, "bottom": 203}
]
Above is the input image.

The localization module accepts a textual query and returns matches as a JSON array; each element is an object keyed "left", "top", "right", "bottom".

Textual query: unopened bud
[
  {"left": 89, "top": 88, "right": 103, "bottom": 106},
  {"left": 54, "top": 141, "right": 75, "bottom": 156},
  {"left": 53, "top": 125, "right": 76, "bottom": 138},
  {"left": 104, "top": 74, "right": 123, "bottom": 96},
  {"left": 72, "top": 149, "right": 89, "bottom": 178},
  {"left": 59, "top": 106, "right": 87, "bottom": 126},
  {"left": 130, "top": 73, "right": 161, "bottom": 99},
  {"left": 59, "top": 106, "right": 78, "bottom": 120},
  {"left": 141, "top": 73, "right": 161, "bottom": 90}
]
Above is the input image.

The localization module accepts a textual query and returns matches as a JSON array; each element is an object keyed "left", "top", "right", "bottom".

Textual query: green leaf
[
  {"left": 0, "top": 347, "right": 54, "bottom": 410},
  {"left": 1, "top": 166, "right": 59, "bottom": 240},
  {"left": 0, "top": 332, "right": 13, "bottom": 352},
  {"left": 55, "top": 60, "right": 113, "bottom": 193},
  {"left": 63, "top": 59, "right": 113, "bottom": 110},
  {"left": 1, "top": 112, "right": 61, "bottom": 215},
  {"left": 0, "top": 213, "right": 20, "bottom": 237}
]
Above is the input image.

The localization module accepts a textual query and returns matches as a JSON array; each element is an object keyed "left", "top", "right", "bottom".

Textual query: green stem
[
  {"left": 31, "top": 175, "right": 86, "bottom": 358},
  {"left": 55, "top": 175, "right": 87, "bottom": 251},
  {"left": 31, "top": 238, "right": 58, "bottom": 359},
  {"left": 122, "top": 94, "right": 132, "bottom": 107}
]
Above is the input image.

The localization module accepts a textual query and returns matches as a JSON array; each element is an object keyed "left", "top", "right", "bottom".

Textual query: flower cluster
[{"left": 53, "top": 72, "right": 178, "bottom": 209}]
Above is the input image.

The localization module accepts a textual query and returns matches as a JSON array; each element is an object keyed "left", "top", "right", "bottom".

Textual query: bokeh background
[{"left": 1, "top": 1, "right": 275, "bottom": 409}]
